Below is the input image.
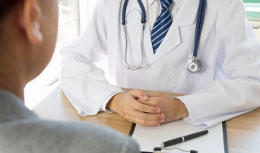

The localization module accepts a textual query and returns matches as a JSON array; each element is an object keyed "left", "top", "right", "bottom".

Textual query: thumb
[{"left": 129, "top": 90, "right": 149, "bottom": 101}]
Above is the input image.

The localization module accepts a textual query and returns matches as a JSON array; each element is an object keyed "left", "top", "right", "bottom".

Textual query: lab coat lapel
[{"left": 150, "top": 0, "right": 200, "bottom": 64}]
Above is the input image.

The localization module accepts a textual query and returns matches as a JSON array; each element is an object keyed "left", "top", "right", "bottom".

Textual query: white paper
[{"left": 132, "top": 119, "right": 225, "bottom": 153}]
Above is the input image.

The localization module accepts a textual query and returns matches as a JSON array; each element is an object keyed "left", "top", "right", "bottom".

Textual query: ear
[{"left": 19, "top": 0, "right": 43, "bottom": 44}]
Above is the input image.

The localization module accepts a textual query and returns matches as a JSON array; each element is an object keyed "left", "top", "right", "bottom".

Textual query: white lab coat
[{"left": 60, "top": 0, "right": 260, "bottom": 127}]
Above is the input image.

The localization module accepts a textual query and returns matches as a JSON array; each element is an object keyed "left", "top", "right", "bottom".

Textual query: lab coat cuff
[
  {"left": 100, "top": 90, "right": 124, "bottom": 113},
  {"left": 183, "top": 109, "right": 254, "bottom": 128},
  {"left": 177, "top": 96, "right": 256, "bottom": 128},
  {"left": 177, "top": 95, "right": 218, "bottom": 128},
  {"left": 177, "top": 95, "right": 207, "bottom": 127}
]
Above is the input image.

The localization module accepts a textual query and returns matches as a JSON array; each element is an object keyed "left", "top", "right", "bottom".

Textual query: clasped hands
[{"left": 107, "top": 90, "right": 189, "bottom": 127}]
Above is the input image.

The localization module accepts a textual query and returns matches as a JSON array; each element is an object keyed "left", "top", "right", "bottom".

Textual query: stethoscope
[{"left": 122, "top": 0, "right": 207, "bottom": 73}]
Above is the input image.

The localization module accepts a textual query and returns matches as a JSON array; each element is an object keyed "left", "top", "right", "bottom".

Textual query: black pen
[{"left": 161, "top": 130, "right": 209, "bottom": 148}]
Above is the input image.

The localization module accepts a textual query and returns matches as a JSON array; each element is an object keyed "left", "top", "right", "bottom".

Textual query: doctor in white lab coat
[{"left": 60, "top": 0, "right": 260, "bottom": 128}]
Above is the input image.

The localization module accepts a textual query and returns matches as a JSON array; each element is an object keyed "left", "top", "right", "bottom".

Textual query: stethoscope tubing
[
  {"left": 123, "top": 22, "right": 146, "bottom": 70},
  {"left": 122, "top": 0, "right": 146, "bottom": 25},
  {"left": 121, "top": 0, "right": 206, "bottom": 72},
  {"left": 193, "top": 0, "right": 207, "bottom": 57}
]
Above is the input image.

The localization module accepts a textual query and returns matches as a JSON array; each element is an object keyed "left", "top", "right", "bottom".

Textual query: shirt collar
[
  {"left": 148, "top": 0, "right": 183, "bottom": 8},
  {"left": 174, "top": 0, "right": 183, "bottom": 8}
]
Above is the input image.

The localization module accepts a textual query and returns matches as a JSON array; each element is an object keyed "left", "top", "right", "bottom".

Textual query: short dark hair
[{"left": 0, "top": 0, "right": 23, "bottom": 20}]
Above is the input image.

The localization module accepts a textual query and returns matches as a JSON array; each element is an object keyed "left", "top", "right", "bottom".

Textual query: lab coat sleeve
[
  {"left": 178, "top": 0, "right": 260, "bottom": 128},
  {"left": 60, "top": 0, "right": 122, "bottom": 116}
]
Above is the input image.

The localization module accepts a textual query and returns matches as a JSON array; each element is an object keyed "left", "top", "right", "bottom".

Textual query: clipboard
[{"left": 129, "top": 121, "right": 229, "bottom": 153}]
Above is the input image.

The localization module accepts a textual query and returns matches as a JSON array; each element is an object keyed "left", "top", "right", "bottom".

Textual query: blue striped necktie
[{"left": 151, "top": 0, "right": 173, "bottom": 53}]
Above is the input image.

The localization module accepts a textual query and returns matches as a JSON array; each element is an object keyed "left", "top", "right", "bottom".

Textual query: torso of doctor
[{"left": 60, "top": 0, "right": 260, "bottom": 127}]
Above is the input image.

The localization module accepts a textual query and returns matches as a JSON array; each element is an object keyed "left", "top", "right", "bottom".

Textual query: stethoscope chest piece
[{"left": 187, "top": 56, "right": 202, "bottom": 73}]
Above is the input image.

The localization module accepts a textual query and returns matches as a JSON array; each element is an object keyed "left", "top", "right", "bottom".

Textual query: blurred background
[
  {"left": 24, "top": 0, "right": 260, "bottom": 109},
  {"left": 24, "top": 0, "right": 98, "bottom": 109}
]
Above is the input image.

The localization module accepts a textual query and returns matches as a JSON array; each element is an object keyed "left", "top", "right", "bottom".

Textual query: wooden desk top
[{"left": 33, "top": 86, "right": 260, "bottom": 153}]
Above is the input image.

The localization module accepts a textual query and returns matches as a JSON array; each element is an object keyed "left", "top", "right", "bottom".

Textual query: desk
[{"left": 33, "top": 86, "right": 260, "bottom": 153}]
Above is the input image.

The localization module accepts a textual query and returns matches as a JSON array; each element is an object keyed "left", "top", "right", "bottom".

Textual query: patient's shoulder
[{"left": 0, "top": 120, "right": 139, "bottom": 153}]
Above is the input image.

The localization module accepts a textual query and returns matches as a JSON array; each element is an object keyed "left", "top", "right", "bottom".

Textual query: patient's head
[{"left": 0, "top": 0, "right": 58, "bottom": 98}]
